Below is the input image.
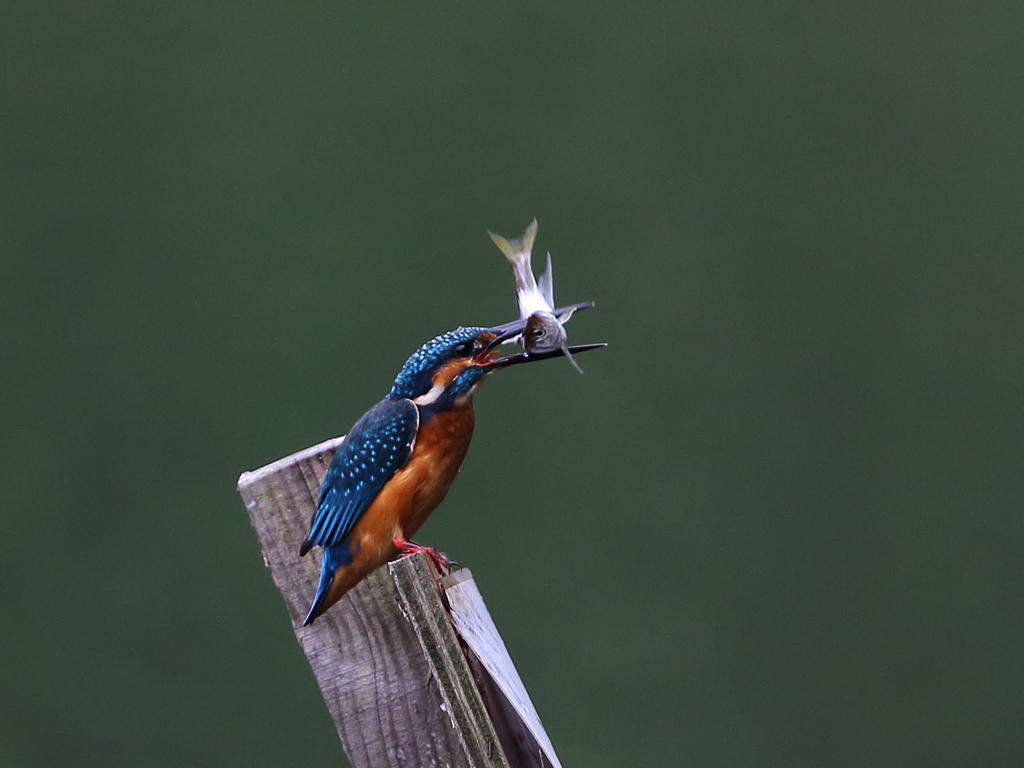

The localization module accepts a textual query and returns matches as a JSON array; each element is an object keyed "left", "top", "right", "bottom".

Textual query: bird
[
  {"left": 488, "top": 219, "right": 591, "bottom": 373},
  {"left": 299, "top": 319, "right": 605, "bottom": 625}
]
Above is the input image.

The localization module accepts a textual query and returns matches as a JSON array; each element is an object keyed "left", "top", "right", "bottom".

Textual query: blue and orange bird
[{"left": 299, "top": 319, "right": 604, "bottom": 625}]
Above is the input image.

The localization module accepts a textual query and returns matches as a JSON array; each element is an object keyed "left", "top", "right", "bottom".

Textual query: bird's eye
[{"left": 454, "top": 341, "right": 473, "bottom": 356}]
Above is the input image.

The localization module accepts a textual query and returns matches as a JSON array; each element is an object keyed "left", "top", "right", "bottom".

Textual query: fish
[{"left": 488, "top": 219, "right": 588, "bottom": 373}]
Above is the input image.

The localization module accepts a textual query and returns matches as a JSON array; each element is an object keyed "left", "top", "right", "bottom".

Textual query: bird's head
[{"left": 387, "top": 320, "right": 604, "bottom": 410}]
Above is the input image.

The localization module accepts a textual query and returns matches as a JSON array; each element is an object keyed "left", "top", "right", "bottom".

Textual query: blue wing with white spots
[{"left": 302, "top": 398, "right": 419, "bottom": 551}]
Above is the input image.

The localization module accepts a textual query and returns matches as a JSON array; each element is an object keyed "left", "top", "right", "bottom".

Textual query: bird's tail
[{"left": 302, "top": 541, "right": 352, "bottom": 626}]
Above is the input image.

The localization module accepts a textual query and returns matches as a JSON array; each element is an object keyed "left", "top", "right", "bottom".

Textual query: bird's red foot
[{"left": 392, "top": 538, "right": 457, "bottom": 572}]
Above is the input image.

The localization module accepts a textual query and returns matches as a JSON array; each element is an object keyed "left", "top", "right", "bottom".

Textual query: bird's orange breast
[
  {"left": 315, "top": 402, "right": 478, "bottom": 617},
  {"left": 345, "top": 403, "right": 476, "bottom": 566}
]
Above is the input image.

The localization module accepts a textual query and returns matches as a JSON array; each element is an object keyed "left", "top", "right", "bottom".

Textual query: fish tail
[{"left": 489, "top": 219, "right": 539, "bottom": 293}]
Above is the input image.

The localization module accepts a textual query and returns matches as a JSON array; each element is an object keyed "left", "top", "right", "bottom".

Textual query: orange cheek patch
[{"left": 432, "top": 359, "right": 472, "bottom": 389}]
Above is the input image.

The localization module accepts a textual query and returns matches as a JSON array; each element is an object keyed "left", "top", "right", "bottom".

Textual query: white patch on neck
[
  {"left": 454, "top": 379, "right": 485, "bottom": 407},
  {"left": 412, "top": 380, "right": 446, "bottom": 406}
]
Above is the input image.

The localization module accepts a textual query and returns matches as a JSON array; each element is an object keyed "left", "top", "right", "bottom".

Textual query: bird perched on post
[{"left": 299, "top": 318, "right": 604, "bottom": 625}]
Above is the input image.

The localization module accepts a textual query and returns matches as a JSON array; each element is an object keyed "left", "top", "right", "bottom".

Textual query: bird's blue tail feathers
[{"left": 302, "top": 541, "right": 352, "bottom": 626}]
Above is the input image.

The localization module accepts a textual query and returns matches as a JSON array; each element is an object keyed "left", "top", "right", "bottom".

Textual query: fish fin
[
  {"left": 562, "top": 343, "right": 584, "bottom": 374},
  {"left": 553, "top": 300, "right": 593, "bottom": 320},
  {"left": 538, "top": 251, "right": 555, "bottom": 307}
]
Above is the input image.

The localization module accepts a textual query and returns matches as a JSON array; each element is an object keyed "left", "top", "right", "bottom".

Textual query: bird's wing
[{"left": 304, "top": 398, "right": 419, "bottom": 549}]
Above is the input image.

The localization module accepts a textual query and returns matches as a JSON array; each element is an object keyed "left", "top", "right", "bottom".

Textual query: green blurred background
[{"left": 3, "top": 1, "right": 1023, "bottom": 766}]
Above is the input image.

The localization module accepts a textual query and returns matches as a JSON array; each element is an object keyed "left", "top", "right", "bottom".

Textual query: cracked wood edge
[{"left": 238, "top": 438, "right": 510, "bottom": 768}]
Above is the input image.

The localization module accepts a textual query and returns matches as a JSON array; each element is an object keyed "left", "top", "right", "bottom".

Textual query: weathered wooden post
[{"left": 237, "top": 436, "right": 563, "bottom": 768}]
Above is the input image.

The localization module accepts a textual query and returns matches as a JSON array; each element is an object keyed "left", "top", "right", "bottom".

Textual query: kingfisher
[{"left": 299, "top": 316, "right": 604, "bottom": 625}]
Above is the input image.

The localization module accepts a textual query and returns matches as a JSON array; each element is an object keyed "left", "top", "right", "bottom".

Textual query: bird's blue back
[{"left": 306, "top": 398, "right": 419, "bottom": 549}]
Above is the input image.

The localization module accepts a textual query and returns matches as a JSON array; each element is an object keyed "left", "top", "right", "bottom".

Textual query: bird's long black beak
[
  {"left": 479, "top": 341, "right": 607, "bottom": 372},
  {"left": 486, "top": 301, "right": 595, "bottom": 346},
  {"left": 481, "top": 302, "right": 604, "bottom": 370},
  {"left": 477, "top": 311, "right": 598, "bottom": 374}
]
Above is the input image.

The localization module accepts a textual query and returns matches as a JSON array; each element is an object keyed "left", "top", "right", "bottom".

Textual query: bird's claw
[{"left": 392, "top": 538, "right": 458, "bottom": 573}]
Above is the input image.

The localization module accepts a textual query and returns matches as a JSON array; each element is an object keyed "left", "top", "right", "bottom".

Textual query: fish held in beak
[{"left": 488, "top": 219, "right": 594, "bottom": 372}]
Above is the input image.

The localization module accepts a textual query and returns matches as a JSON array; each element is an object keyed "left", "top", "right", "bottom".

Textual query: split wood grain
[{"left": 237, "top": 436, "right": 512, "bottom": 768}]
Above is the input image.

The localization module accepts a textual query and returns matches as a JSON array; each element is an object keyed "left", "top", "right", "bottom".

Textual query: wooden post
[{"left": 237, "top": 437, "right": 563, "bottom": 768}]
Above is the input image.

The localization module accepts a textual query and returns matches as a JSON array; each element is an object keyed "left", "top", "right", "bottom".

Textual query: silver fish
[{"left": 488, "top": 219, "right": 585, "bottom": 373}]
